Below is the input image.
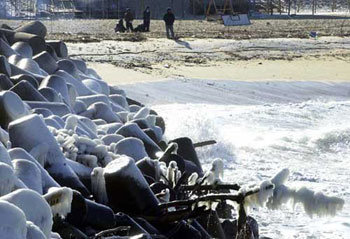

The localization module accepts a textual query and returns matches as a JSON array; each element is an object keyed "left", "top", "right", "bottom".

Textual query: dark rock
[
  {"left": 169, "top": 137, "right": 203, "bottom": 173},
  {"left": 15, "top": 21, "right": 47, "bottom": 39},
  {"left": 46, "top": 40, "right": 68, "bottom": 58},
  {"left": 0, "top": 55, "right": 11, "bottom": 77},
  {"left": 10, "top": 80, "right": 47, "bottom": 102},
  {"left": 33, "top": 51, "right": 59, "bottom": 74},
  {"left": 10, "top": 74, "right": 39, "bottom": 88},
  {"left": 11, "top": 41, "right": 33, "bottom": 58},
  {"left": 104, "top": 156, "right": 160, "bottom": 216},
  {"left": 0, "top": 74, "right": 14, "bottom": 90},
  {"left": 116, "top": 123, "right": 161, "bottom": 159}
]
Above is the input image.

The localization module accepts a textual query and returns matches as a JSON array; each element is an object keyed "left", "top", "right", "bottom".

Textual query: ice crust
[
  {"left": 0, "top": 200, "right": 27, "bottom": 239},
  {"left": 0, "top": 189, "right": 53, "bottom": 239}
]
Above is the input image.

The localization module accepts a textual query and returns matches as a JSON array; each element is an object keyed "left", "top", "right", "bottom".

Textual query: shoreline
[{"left": 89, "top": 57, "right": 350, "bottom": 86}]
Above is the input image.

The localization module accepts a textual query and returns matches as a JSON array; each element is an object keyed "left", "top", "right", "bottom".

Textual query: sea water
[{"left": 124, "top": 79, "right": 350, "bottom": 238}]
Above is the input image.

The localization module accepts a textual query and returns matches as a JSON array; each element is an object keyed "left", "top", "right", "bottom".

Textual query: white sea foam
[{"left": 124, "top": 80, "right": 350, "bottom": 238}]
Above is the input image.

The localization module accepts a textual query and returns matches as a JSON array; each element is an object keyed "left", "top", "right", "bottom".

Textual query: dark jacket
[
  {"left": 124, "top": 11, "right": 134, "bottom": 23},
  {"left": 143, "top": 10, "right": 151, "bottom": 21},
  {"left": 163, "top": 12, "right": 175, "bottom": 26}
]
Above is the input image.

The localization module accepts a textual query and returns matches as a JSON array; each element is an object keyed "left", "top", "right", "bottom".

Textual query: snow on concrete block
[
  {"left": 1, "top": 189, "right": 53, "bottom": 239},
  {"left": 26, "top": 221, "right": 46, "bottom": 239},
  {"left": 0, "top": 90, "right": 29, "bottom": 129},
  {"left": 103, "top": 155, "right": 160, "bottom": 216},
  {"left": 114, "top": 137, "right": 148, "bottom": 162},
  {"left": 44, "top": 187, "right": 73, "bottom": 219},
  {"left": 0, "top": 162, "right": 16, "bottom": 196},
  {"left": 13, "top": 159, "right": 43, "bottom": 194},
  {"left": 0, "top": 200, "right": 27, "bottom": 239}
]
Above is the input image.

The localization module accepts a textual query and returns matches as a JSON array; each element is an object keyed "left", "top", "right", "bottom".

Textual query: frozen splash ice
[{"left": 153, "top": 100, "right": 350, "bottom": 238}]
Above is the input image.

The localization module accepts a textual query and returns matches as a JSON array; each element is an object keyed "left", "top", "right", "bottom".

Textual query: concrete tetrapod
[
  {"left": 103, "top": 155, "right": 160, "bottom": 216},
  {"left": 9, "top": 114, "right": 90, "bottom": 196}
]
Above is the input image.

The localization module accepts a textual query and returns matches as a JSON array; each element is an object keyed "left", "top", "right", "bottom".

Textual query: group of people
[{"left": 115, "top": 7, "right": 176, "bottom": 39}]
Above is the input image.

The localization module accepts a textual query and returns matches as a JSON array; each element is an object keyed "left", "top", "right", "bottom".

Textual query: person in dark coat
[
  {"left": 143, "top": 6, "right": 151, "bottom": 32},
  {"left": 163, "top": 8, "right": 175, "bottom": 39},
  {"left": 115, "top": 19, "right": 126, "bottom": 33},
  {"left": 124, "top": 8, "right": 134, "bottom": 32}
]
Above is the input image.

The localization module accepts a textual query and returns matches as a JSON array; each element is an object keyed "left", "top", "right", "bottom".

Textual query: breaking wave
[{"left": 154, "top": 99, "right": 350, "bottom": 238}]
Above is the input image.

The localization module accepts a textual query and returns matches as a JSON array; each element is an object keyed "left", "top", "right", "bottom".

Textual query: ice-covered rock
[
  {"left": 114, "top": 137, "right": 148, "bottom": 162},
  {"left": 44, "top": 187, "right": 73, "bottom": 218},
  {"left": 0, "top": 162, "right": 16, "bottom": 196},
  {"left": 13, "top": 159, "right": 43, "bottom": 194},
  {"left": 0, "top": 200, "right": 27, "bottom": 239},
  {"left": 26, "top": 221, "right": 46, "bottom": 239},
  {"left": 103, "top": 155, "right": 160, "bottom": 215},
  {"left": 9, "top": 114, "right": 90, "bottom": 196},
  {"left": 0, "top": 90, "right": 29, "bottom": 129},
  {"left": 9, "top": 148, "right": 60, "bottom": 193},
  {"left": 1, "top": 189, "right": 53, "bottom": 239}
]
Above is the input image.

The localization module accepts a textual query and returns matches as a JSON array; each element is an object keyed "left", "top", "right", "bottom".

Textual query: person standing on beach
[
  {"left": 124, "top": 8, "right": 134, "bottom": 32},
  {"left": 163, "top": 8, "right": 175, "bottom": 39},
  {"left": 143, "top": 6, "right": 151, "bottom": 32}
]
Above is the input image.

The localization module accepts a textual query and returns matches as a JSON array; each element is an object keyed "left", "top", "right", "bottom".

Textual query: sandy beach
[
  {"left": 65, "top": 36, "right": 350, "bottom": 85},
  {"left": 89, "top": 57, "right": 350, "bottom": 84}
]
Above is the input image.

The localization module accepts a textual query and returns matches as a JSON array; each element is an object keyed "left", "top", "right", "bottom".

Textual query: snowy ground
[{"left": 122, "top": 79, "right": 350, "bottom": 238}]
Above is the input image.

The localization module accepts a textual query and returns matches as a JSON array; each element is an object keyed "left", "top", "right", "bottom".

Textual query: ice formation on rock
[
  {"left": 26, "top": 221, "right": 46, "bottom": 239},
  {"left": 0, "top": 162, "right": 16, "bottom": 196},
  {"left": 0, "top": 189, "right": 53, "bottom": 239},
  {"left": 44, "top": 187, "right": 73, "bottom": 218},
  {"left": 0, "top": 200, "right": 27, "bottom": 239},
  {"left": 266, "top": 168, "right": 345, "bottom": 217}
]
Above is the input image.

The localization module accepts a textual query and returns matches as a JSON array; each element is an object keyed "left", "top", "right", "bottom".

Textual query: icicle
[
  {"left": 64, "top": 115, "right": 79, "bottom": 131},
  {"left": 266, "top": 169, "right": 344, "bottom": 217},
  {"left": 188, "top": 172, "right": 199, "bottom": 186},
  {"left": 211, "top": 158, "right": 224, "bottom": 182},
  {"left": 271, "top": 168, "right": 290, "bottom": 187},
  {"left": 244, "top": 181, "right": 274, "bottom": 208},
  {"left": 294, "top": 187, "right": 344, "bottom": 218},
  {"left": 44, "top": 187, "right": 73, "bottom": 218},
  {"left": 91, "top": 167, "right": 108, "bottom": 205},
  {"left": 166, "top": 161, "right": 177, "bottom": 187}
]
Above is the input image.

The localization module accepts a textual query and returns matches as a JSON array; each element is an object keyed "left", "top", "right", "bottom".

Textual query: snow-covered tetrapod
[{"left": 8, "top": 114, "right": 90, "bottom": 196}]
